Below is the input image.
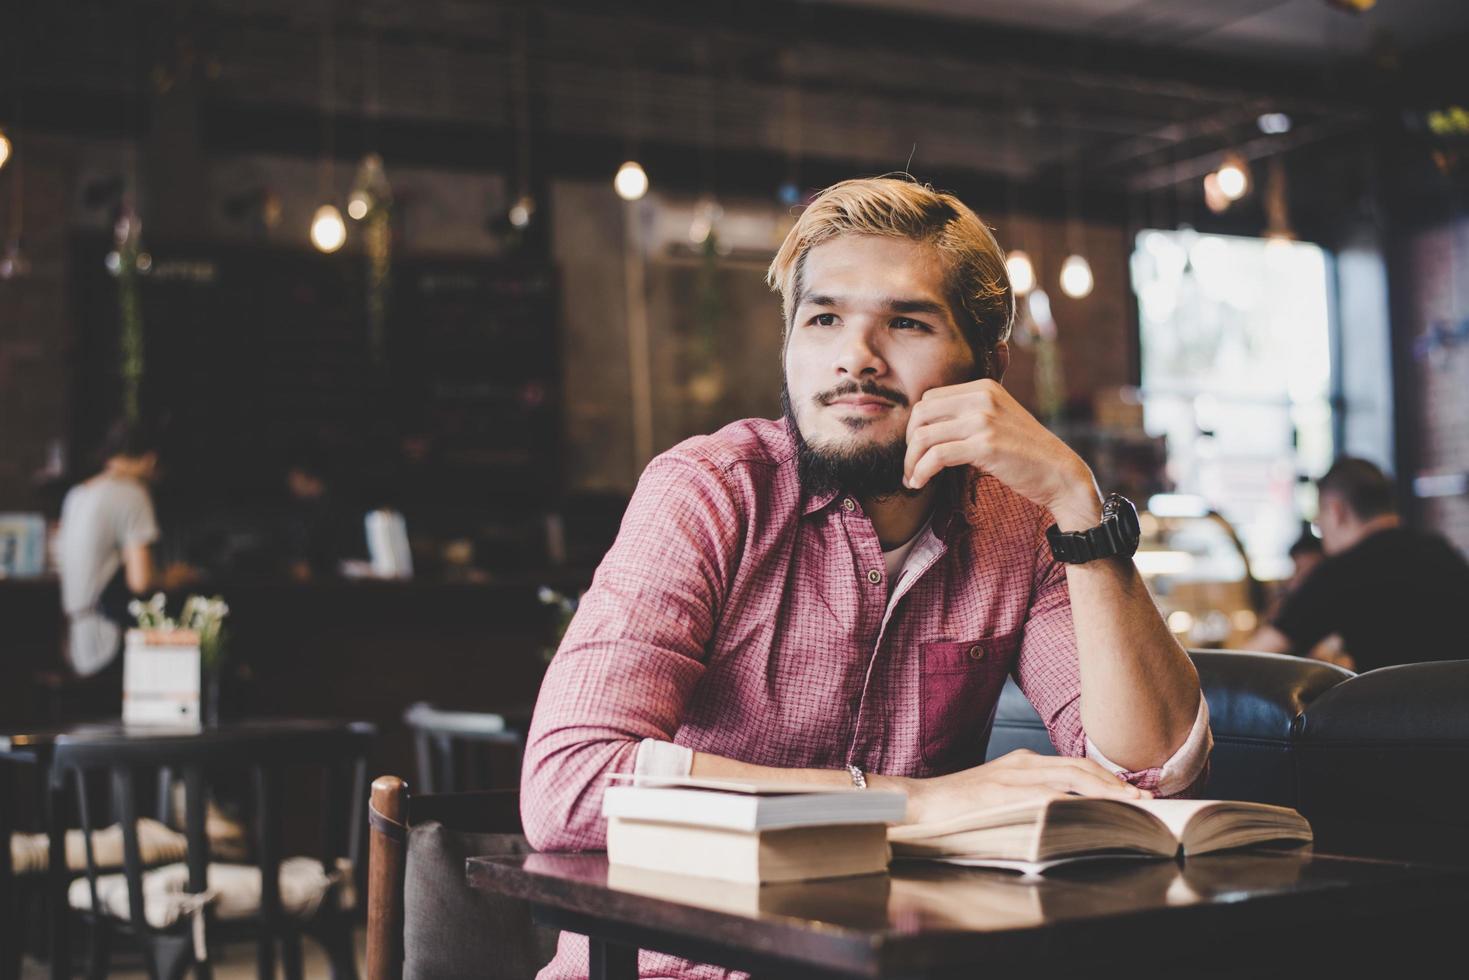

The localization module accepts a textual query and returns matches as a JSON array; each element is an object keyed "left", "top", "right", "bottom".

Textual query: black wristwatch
[{"left": 1046, "top": 493, "right": 1141, "bottom": 564}]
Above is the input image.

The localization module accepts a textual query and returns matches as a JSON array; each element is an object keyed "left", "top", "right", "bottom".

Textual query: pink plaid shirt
[{"left": 523, "top": 417, "right": 1210, "bottom": 980}]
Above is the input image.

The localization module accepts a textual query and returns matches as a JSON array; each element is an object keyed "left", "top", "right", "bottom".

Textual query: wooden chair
[
  {"left": 366, "top": 778, "right": 556, "bottom": 980},
  {"left": 52, "top": 723, "right": 374, "bottom": 980},
  {"left": 402, "top": 703, "right": 529, "bottom": 794}
]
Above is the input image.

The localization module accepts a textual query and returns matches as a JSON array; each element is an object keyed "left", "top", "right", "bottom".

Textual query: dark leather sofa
[{"left": 985, "top": 650, "right": 1469, "bottom": 866}]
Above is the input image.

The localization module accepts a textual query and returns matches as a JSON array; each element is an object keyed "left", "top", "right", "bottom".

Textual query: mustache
[{"left": 815, "top": 381, "right": 909, "bottom": 408}]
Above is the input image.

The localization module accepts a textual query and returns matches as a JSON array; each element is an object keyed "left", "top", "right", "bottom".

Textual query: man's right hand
[{"left": 878, "top": 749, "right": 1151, "bottom": 825}]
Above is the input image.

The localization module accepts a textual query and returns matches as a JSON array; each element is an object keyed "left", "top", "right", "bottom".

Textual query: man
[
  {"left": 1249, "top": 457, "right": 1469, "bottom": 672},
  {"left": 57, "top": 421, "right": 197, "bottom": 680},
  {"left": 522, "top": 178, "right": 1211, "bottom": 979}
]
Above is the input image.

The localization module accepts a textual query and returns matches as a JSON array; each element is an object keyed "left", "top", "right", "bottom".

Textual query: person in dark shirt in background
[{"left": 1249, "top": 457, "right": 1469, "bottom": 672}]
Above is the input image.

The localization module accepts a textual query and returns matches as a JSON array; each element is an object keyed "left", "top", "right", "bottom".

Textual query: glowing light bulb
[
  {"left": 347, "top": 192, "right": 370, "bottom": 221},
  {"left": 508, "top": 195, "right": 535, "bottom": 228},
  {"left": 310, "top": 204, "right": 346, "bottom": 253},
  {"left": 1005, "top": 250, "right": 1036, "bottom": 295},
  {"left": 1215, "top": 162, "right": 1248, "bottom": 201},
  {"left": 1059, "top": 254, "right": 1094, "bottom": 299},
  {"left": 614, "top": 161, "right": 648, "bottom": 201},
  {"left": 0, "top": 130, "right": 10, "bottom": 171},
  {"left": 1257, "top": 113, "right": 1292, "bottom": 135}
]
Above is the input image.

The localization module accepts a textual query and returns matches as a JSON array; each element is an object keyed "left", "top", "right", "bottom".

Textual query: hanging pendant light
[
  {"left": 310, "top": 4, "right": 345, "bottom": 253},
  {"left": 1060, "top": 254, "right": 1094, "bottom": 299},
  {"left": 614, "top": 160, "right": 648, "bottom": 201},
  {"left": 1006, "top": 250, "right": 1036, "bottom": 295},
  {"left": 311, "top": 204, "right": 346, "bottom": 253}
]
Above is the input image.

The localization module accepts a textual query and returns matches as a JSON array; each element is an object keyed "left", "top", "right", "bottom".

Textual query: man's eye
[
  {"left": 810, "top": 313, "right": 838, "bottom": 326},
  {"left": 892, "top": 317, "right": 930, "bottom": 331}
]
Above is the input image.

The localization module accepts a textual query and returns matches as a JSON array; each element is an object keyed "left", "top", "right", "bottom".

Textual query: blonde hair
[{"left": 766, "top": 176, "right": 1014, "bottom": 354}]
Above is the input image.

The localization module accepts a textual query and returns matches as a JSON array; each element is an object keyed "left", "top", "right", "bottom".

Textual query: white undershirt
[{"left": 881, "top": 516, "right": 933, "bottom": 598}]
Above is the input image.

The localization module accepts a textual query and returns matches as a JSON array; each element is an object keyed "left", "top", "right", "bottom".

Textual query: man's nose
[{"left": 832, "top": 325, "right": 886, "bottom": 377}]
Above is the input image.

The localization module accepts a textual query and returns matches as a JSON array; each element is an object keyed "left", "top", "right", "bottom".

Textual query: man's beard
[{"left": 781, "top": 381, "right": 922, "bottom": 500}]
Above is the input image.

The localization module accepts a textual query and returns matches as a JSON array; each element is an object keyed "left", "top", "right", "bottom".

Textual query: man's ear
[{"left": 989, "top": 341, "right": 1011, "bottom": 382}]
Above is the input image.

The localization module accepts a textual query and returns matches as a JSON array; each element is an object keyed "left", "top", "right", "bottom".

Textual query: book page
[
  {"left": 917, "top": 851, "right": 1169, "bottom": 875},
  {"left": 1127, "top": 799, "right": 1221, "bottom": 840},
  {"left": 888, "top": 799, "right": 1049, "bottom": 842}
]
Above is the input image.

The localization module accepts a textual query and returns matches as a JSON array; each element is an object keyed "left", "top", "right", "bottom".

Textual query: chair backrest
[
  {"left": 403, "top": 703, "right": 527, "bottom": 794},
  {"left": 1295, "top": 659, "right": 1469, "bottom": 865},
  {"left": 53, "top": 722, "right": 375, "bottom": 942},
  {"left": 368, "top": 776, "right": 553, "bottom": 980},
  {"left": 985, "top": 649, "right": 1353, "bottom": 805}
]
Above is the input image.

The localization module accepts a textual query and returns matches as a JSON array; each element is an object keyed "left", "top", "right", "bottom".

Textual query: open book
[{"left": 888, "top": 797, "right": 1312, "bottom": 874}]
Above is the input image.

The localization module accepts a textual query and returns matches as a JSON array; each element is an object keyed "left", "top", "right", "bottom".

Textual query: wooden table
[
  {"left": 0, "top": 718, "right": 368, "bottom": 980},
  {"left": 467, "top": 849, "right": 1469, "bottom": 979}
]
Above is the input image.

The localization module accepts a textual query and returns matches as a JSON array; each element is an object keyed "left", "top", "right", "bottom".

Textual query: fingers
[
  {"left": 907, "top": 439, "right": 976, "bottom": 490},
  {"left": 1005, "top": 765, "right": 1144, "bottom": 800},
  {"left": 916, "top": 378, "right": 1004, "bottom": 403},
  {"left": 903, "top": 418, "right": 972, "bottom": 484},
  {"left": 994, "top": 752, "right": 1151, "bottom": 800}
]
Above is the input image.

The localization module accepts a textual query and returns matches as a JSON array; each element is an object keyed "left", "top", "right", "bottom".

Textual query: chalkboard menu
[{"left": 71, "top": 237, "right": 562, "bottom": 570}]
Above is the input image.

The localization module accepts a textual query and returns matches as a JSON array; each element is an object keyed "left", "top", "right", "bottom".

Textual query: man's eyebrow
[
  {"left": 884, "top": 297, "right": 949, "bottom": 317},
  {"left": 796, "top": 294, "right": 949, "bottom": 318}
]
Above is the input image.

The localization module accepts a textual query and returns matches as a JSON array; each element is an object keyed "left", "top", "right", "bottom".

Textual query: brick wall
[{"left": 1400, "top": 217, "right": 1469, "bottom": 555}]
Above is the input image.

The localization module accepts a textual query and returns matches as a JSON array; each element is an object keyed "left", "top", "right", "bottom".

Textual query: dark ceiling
[
  {"left": 814, "top": 0, "right": 1469, "bottom": 65},
  {"left": 2, "top": 0, "right": 1463, "bottom": 233}
]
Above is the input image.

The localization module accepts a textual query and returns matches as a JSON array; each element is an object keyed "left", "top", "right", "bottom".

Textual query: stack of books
[{"left": 602, "top": 775, "right": 908, "bottom": 884}]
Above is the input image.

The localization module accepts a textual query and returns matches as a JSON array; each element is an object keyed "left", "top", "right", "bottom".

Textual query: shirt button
[
  {"left": 842, "top": 497, "right": 856, "bottom": 512},
  {"left": 968, "top": 645, "right": 984, "bottom": 660},
  {"left": 867, "top": 568, "right": 882, "bottom": 585}
]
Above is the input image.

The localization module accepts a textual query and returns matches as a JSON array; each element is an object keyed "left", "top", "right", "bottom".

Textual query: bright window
[{"left": 1131, "top": 229, "right": 1334, "bottom": 581}]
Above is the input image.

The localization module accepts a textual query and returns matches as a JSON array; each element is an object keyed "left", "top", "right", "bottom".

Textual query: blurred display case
[{"left": 1135, "top": 494, "right": 1264, "bottom": 649}]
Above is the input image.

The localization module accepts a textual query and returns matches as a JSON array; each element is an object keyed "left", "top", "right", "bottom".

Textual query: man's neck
[
  {"left": 103, "top": 460, "right": 145, "bottom": 482},
  {"left": 1339, "top": 513, "right": 1401, "bottom": 552},
  {"left": 862, "top": 484, "right": 939, "bottom": 551}
]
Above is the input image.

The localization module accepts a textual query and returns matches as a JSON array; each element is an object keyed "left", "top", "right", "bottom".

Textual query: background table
[{"left": 468, "top": 849, "right": 1469, "bottom": 979}]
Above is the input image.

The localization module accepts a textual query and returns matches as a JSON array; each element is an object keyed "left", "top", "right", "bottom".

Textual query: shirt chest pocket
[{"left": 919, "top": 631, "right": 1021, "bottom": 771}]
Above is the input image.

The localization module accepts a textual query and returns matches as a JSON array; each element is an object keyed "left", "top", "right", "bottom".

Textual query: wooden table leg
[{"left": 588, "top": 937, "right": 637, "bottom": 980}]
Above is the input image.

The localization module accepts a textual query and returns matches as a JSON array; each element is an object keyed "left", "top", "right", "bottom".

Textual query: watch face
[
  {"left": 1106, "top": 493, "right": 1140, "bottom": 539},
  {"left": 1101, "top": 493, "right": 1141, "bottom": 557}
]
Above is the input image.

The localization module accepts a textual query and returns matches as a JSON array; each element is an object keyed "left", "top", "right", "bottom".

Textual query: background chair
[
  {"left": 985, "top": 649, "right": 1354, "bottom": 806},
  {"left": 53, "top": 723, "right": 373, "bottom": 980},
  {"left": 366, "top": 778, "right": 557, "bottom": 980},
  {"left": 403, "top": 703, "right": 529, "bottom": 794},
  {"left": 1296, "top": 659, "right": 1469, "bottom": 866}
]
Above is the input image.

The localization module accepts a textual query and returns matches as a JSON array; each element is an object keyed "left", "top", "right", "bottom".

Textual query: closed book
[
  {"left": 602, "top": 776, "right": 907, "bottom": 832},
  {"left": 888, "top": 797, "right": 1313, "bottom": 874},
  {"left": 606, "top": 817, "right": 891, "bottom": 884}
]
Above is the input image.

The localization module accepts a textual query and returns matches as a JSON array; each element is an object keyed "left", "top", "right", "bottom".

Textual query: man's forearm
[
  {"left": 690, "top": 752, "right": 911, "bottom": 796},
  {"left": 1052, "top": 492, "right": 1202, "bottom": 771}
]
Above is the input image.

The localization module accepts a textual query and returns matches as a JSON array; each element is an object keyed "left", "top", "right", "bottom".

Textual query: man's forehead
[{"left": 797, "top": 235, "right": 950, "bottom": 308}]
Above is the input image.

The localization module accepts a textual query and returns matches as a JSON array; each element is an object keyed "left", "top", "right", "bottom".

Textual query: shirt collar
[{"left": 799, "top": 468, "right": 980, "bottom": 534}]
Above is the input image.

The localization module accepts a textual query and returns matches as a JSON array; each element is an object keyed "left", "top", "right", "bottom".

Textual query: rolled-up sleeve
[
  {"left": 519, "top": 452, "right": 742, "bottom": 851},
  {"left": 1012, "top": 532, "right": 1212, "bottom": 799}
]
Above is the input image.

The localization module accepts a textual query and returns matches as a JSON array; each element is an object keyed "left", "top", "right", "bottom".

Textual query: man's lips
[{"left": 827, "top": 397, "right": 897, "bottom": 413}]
